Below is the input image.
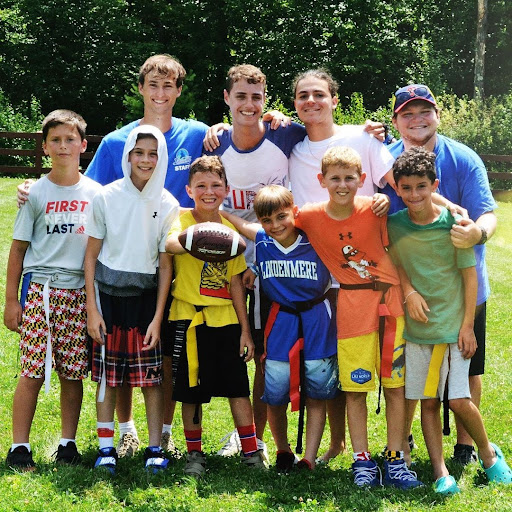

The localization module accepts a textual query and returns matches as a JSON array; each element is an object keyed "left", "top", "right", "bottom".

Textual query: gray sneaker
[
  {"left": 216, "top": 429, "right": 241, "bottom": 457},
  {"left": 241, "top": 449, "right": 268, "bottom": 469},
  {"left": 184, "top": 450, "right": 206, "bottom": 479},
  {"left": 117, "top": 432, "right": 140, "bottom": 458}
]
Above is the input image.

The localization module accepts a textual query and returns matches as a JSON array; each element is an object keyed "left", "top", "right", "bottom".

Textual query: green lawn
[{"left": 0, "top": 177, "right": 511, "bottom": 511}]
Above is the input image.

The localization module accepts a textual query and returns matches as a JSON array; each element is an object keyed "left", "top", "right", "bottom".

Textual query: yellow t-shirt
[{"left": 168, "top": 211, "right": 247, "bottom": 326}]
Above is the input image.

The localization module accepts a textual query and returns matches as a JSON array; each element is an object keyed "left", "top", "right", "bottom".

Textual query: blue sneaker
[
  {"left": 384, "top": 459, "right": 423, "bottom": 489},
  {"left": 480, "top": 443, "right": 512, "bottom": 484},
  {"left": 94, "top": 447, "right": 117, "bottom": 475},
  {"left": 144, "top": 446, "right": 170, "bottom": 474},
  {"left": 352, "top": 459, "right": 381, "bottom": 487},
  {"left": 434, "top": 475, "right": 460, "bottom": 495}
]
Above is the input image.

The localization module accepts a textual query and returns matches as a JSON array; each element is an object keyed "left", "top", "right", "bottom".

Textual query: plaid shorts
[{"left": 20, "top": 282, "right": 88, "bottom": 380}]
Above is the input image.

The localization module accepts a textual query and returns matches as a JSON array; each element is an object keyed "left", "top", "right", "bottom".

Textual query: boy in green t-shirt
[{"left": 388, "top": 147, "right": 512, "bottom": 494}]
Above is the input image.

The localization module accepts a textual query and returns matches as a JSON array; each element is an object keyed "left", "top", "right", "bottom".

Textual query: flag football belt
[{"left": 338, "top": 281, "right": 394, "bottom": 414}]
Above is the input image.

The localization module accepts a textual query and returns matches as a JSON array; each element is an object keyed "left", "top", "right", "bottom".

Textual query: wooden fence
[{"left": 1, "top": 131, "right": 511, "bottom": 200}]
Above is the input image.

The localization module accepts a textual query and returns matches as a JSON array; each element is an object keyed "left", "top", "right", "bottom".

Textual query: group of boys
[{"left": 4, "top": 54, "right": 512, "bottom": 493}]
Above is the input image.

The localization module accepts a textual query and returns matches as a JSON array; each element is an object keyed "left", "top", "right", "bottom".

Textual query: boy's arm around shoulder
[
  {"left": 219, "top": 211, "right": 259, "bottom": 241},
  {"left": 4, "top": 240, "right": 29, "bottom": 332},
  {"left": 458, "top": 265, "right": 478, "bottom": 359},
  {"left": 230, "top": 271, "right": 254, "bottom": 362},
  {"left": 143, "top": 252, "right": 173, "bottom": 351},
  {"left": 84, "top": 236, "right": 106, "bottom": 344}
]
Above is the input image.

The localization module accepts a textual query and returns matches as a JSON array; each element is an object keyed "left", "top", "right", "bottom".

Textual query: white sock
[
  {"left": 162, "top": 424, "right": 172, "bottom": 435},
  {"left": 11, "top": 443, "right": 31, "bottom": 452},
  {"left": 59, "top": 438, "right": 75, "bottom": 447},
  {"left": 97, "top": 421, "right": 115, "bottom": 450},
  {"left": 118, "top": 420, "right": 137, "bottom": 436}
]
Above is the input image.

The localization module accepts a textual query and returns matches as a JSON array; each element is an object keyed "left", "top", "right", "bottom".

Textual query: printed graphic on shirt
[
  {"left": 173, "top": 148, "right": 192, "bottom": 171},
  {"left": 259, "top": 259, "right": 319, "bottom": 281},
  {"left": 199, "top": 261, "right": 231, "bottom": 299},
  {"left": 45, "top": 199, "right": 89, "bottom": 235},
  {"left": 341, "top": 243, "right": 378, "bottom": 280}
]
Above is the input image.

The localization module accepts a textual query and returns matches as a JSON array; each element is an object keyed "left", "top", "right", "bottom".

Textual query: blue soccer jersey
[{"left": 255, "top": 229, "right": 337, "bottom": 361}]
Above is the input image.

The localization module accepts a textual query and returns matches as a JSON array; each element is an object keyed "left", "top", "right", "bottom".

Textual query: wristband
[
  {"left": 476, "top": 226, "right": 488, "bottom": 245},
  {"left": 404, "top": 290, "right": 418, "bottom": 304}
]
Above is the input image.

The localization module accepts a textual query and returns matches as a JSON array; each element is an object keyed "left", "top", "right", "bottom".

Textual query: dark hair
[
  {"left": 188, "top": 155, "right": 227, "bottom": 186},
  {"left": 253, "top": 185, "right": 294, "bottom": 219},
  {"left": 138, "top": 54, "right": 186, "bottom": 88},
  {"left": 292, "top": 69, "right": 339, "bottom": 98},
  {"left": 41, "top": 109, "right": 86, "bottom": 141},
  {"left": 134, "top": 133, "right": 158, "bottom": 144},
  {"left": 226, "top": 64, "right": 266, "bottom": 93},
  {"left": 392, "top": 146, "right": 437, "bottom": 184}
]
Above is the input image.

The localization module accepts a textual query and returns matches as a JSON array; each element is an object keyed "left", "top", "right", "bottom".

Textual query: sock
[
  {"left": 237, "top": 424, "right": 258, "bottom": 457},
  {"left": 385, "top": 450, "right": 404, "bottom": 462},
  {"left": 97, "top": 421, "right": 115, "bottom": 450},
  {"left": 184, "top": 429, "right": 202, "bottom": 453},
  {"left": 162, "top": 423, "right": 172, "bottom": 435},
  {"left": 11, "top": 443, "right": 31, "bottom": 452},
  {"left": 59, "top": 438, "right": 75, "bottom": 447},
  {"left": 118, "top": 420, "right": 137, "bottom": 436},
  {"left": 353, "top": 451, "right": 372, "bottom": 462}
]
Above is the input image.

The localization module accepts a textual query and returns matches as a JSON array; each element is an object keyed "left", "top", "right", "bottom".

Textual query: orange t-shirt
[{"left": 296, "top": 197, "right": 404, "bottom": 338}]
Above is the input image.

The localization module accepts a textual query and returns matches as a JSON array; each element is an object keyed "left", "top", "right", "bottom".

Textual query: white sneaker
[
  {"left": 257, "top": 438, "right": 269, "bottom": 464},
  {"left": 216, "top": 429, "right": 241, "bottom": 457},
  {"left": 117, "top": 432, "right": 139, "bottom": 458}
]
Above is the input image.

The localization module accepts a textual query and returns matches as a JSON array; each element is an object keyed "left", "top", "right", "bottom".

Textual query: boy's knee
[{"left": 448, "top": 397, "right": 470, "bottom": 414}]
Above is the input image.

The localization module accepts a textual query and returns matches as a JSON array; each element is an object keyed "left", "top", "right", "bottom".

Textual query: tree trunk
[{"left": 474, "top": 0, "right": 488, "bottom": 98}]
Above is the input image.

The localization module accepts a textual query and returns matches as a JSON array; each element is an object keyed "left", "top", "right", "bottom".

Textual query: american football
[{"left": 178, "top": 222, "right": 246, "bottom": 263}]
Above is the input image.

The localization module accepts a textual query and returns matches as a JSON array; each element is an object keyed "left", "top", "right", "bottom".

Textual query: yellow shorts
[{"left": 338, "top": 316, "right": 405, "bottom": 392}]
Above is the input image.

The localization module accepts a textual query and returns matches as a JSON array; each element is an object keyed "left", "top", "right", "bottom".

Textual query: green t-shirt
[{"left": 387, "top": 208, "right": 476, "bottom": 345}]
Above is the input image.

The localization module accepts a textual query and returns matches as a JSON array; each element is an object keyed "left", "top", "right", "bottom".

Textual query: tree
[{"left": 474, "top": 0, "right": 488, "bottom": 98}]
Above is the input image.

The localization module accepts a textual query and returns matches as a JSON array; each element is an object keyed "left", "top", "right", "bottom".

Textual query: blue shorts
[{"left": 261, "top": 355, "right": 339, "bottom": 406}]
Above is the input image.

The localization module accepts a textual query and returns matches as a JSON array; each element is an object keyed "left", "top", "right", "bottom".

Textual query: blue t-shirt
[
  {"left": 86, "top": 117, "right": 208, "bottom": 206},
  {"left": 381, "top": 134, "right": 497, "bottom": 305},
  {"left": 255, "top": 229, "right": 337, "bottom": 361}
]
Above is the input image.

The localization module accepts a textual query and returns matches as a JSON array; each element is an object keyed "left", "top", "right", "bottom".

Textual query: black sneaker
[
  {"left": 275, "top": 451, "right": 296, "bottom": 473},
  {"left": 453, "top": 443, "right": 477, "bottom": 465},
  {"left": 54, "top": 441, "right": 82, "bottom": 465},
  {"left": 6, "top": 446, "right": 35, "bottom": 471}
]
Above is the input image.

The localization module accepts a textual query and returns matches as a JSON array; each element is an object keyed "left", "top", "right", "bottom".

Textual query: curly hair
[{"left": 392, "top": 146, "right": 437, "bottom": 184}]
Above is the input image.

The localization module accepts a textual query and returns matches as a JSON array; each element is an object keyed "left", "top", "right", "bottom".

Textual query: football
[{"left": 178, "top": 222, "right": 246, "bottom": 263}]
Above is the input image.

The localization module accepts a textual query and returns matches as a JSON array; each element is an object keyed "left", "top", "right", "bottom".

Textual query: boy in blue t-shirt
[
  {"left": 388, "top": 147, "right": 512, "bottom": 493},
  {"left": 222, "top": 185, "right": 338, "bottom": 471}
]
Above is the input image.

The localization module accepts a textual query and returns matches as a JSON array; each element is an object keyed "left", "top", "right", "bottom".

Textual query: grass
[{"left": 0, "top": 177, "right": 511, "bottom": 511}]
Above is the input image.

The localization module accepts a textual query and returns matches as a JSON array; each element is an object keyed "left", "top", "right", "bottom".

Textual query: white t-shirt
[
  {"left": 13, "top": 174, "right": 102, "bottom": 288},
  {"left": 289, "top": 125, "right": 395, "bottom": 207}
]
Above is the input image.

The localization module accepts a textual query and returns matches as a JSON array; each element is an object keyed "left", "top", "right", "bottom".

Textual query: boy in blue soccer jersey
[
  {"left": 388, "top": 147, "right": 512, "bottom": 493},
  {"left": 222, "top": 185, "right": 338, "bottom": 471}
]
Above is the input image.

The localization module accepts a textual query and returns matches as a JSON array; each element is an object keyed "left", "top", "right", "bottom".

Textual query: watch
[{"left": 477, "top": 226, "right": 488, "bottom": 245}]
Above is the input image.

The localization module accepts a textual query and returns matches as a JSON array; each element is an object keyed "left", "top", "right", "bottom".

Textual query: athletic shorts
[
  {"left": 338, "top": 315, "right": 405, "bottom": 392},
  {"left": 20, "top": 282, "right": 88, "bottom": 380},
  {"left": 261, "top": 355, "right": 340, "bottom": 406},
  {"left": 248, "top": 283, "right": 272, "bottom": 356},
  {"left": 469, "top": 302, "right": 486, "bottom": 376},
  {"left": 172, "top": 322, "right": 250, "bottom": 404},
  {"left": 405, "top": 341, "right": 471, "bottom": 401},
  {"left": 91, "top": 291, "right": 162, "bottom": 388}
]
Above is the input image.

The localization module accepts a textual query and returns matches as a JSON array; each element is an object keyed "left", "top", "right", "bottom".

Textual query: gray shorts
[{"left": 405, "top": 341, "right": 471, "bottom": 401}]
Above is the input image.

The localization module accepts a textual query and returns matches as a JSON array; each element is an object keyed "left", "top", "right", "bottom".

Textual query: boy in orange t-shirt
[{"left": 295, "top": 146, "right": 421, "bottom": 489}]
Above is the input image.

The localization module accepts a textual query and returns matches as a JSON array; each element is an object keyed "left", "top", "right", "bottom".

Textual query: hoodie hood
[{"left": 121, "top": 124, "right": 169, "bottom": 201}]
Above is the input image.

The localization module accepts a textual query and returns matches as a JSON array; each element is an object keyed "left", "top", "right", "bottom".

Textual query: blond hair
[{"left": 321, "top": 146, "right": 362, "bottom": 176}]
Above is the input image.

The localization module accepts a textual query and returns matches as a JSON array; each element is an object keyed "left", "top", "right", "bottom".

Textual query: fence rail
[{"left": 1, "top": 131, "right": 511, "bottom": 199}]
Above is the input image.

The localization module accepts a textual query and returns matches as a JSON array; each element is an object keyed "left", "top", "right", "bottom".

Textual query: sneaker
[
  {"left": 184, "top": 450, "right": 206, "bottom": 479},
  {"left": 160, "top": 431, "right": 180, "bottom": 457},
  {"left": 54, "top": 441, "right": 81, "bottom": 465},
  {"left": 6, "top": 446, "right": 35, "bottom": 472},
  {"left": 94, "top": 447, "right": 117, "bottom": 475},
  {"left": 144, "top": 446, "right": 170, "bottom": 474},
  {"left": 275, "top": 451, "right": 296, "bottom": 473},
  {"left": 383, "top": 459, "right": 423, "bottom": 489},
  {"left": 117, "top": 432, "right": 140, "bottom": 458},
  {"left": 352, "top": 459, "right": 382, "bottom": 487},
  {"left": 241, "top": 449, "right": 268, "bottom": 469},
  {"left": 434, "top": 475, "right": 460, "bottom": 495},
  {"left": 216, "top": 429, "right": 241, "bottom": 457},
  {"left": 480, "top": 443, "right": 512, "bottom": 484},
  {"left": 453, "top": 443, "right": 477, "bottom": 466},
  {"left": 256, "top": 438, "right": 269, "bottom": 464}
]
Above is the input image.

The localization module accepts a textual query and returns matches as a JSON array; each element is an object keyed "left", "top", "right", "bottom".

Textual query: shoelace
[
  {"left": 389, "top": 461, "right": 418, "bottom": 480},
  {"left": 218, "top": 430, "right": 241, "bottom": 448},
  {"left": 354, "top": 464, "right": 381, "bottom": 485}
]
